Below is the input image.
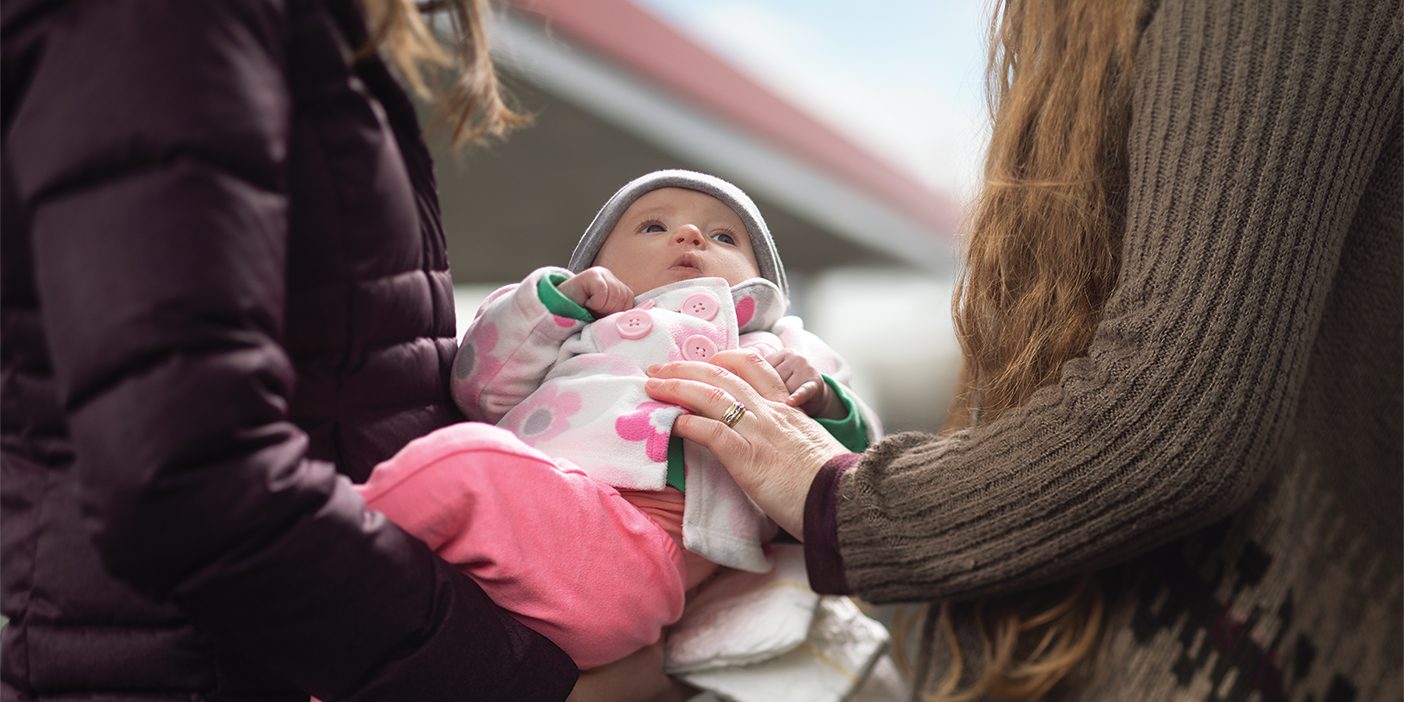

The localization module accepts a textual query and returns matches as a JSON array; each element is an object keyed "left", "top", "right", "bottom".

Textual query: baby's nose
[{"left": 675, "top": 224, "right": 703, "bottom": 245}]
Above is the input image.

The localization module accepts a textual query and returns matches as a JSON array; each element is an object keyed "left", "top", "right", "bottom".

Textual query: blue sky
[{"left": 633, "top": 0, "right": 994, "bottom": 202}]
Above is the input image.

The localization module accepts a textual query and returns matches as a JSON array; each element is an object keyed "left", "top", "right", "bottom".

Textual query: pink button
[
  {"left": 616, "top": 310, "right": 653, "bottom": 339},
  {"left": 680, "top": 293, "right": 719, "bottom": 321},
  {"left": 682, "top": 335, "right": 718, "bottom": 361}
]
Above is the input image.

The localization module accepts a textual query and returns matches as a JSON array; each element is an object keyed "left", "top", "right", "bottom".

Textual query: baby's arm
[
  {"left": 766, "top": 348, "right": 844, "bottom": 419},
  {"left": 764, "top": 316, "right": 883, "bottom": 451},
  {"left": 555, "top": 266, "right": 635, "bottom": 317},
  {"left": 452, "top": 266, "right": 606, "bottom": 422}
]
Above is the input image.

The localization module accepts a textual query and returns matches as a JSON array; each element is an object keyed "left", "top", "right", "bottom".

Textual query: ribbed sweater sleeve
[{"left": 834, "top": 0, "right": 1402, "bottom": 603}]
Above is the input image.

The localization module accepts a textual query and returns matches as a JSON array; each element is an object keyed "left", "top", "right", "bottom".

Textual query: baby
[{"left": 356, "top": 170, "right": 878, "bottom": 669}]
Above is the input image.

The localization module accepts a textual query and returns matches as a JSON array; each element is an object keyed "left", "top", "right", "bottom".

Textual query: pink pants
[{"left": 355, "top": 422, "right": 689, "bottom": 669}]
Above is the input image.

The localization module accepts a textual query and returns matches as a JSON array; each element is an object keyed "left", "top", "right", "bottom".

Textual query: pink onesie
[{"left": 355, "top": 422, "right": 690, "bottom": 669}]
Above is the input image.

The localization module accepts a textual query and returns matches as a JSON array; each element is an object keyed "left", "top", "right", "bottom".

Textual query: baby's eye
[
  {"left": 641, "top": 221, "right": 667, "bottom": 234},
  {"left": 711, "top": 231, "right": 737, "bottom": 245}
]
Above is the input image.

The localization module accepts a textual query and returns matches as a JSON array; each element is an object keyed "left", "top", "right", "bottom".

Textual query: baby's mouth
[{"left": 670, "top": 254, "right": 703, "bottom": 275}]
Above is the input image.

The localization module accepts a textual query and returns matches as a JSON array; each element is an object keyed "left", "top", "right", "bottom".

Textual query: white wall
[{"left": 800, "top": 268, "right": 962, "bottom": 434}]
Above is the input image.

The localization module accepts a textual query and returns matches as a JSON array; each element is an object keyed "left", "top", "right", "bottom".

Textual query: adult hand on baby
[
  {"left": 765, "top": 348, "right": 844, "bottom": 419},
  {"left": 558, "top": 266, "right": 636, "bottom": 317},
  {"left": 646, "top": 350, "right": 850, "bottom": 537}
]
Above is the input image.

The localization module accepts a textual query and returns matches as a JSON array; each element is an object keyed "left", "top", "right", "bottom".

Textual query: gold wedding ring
[{"left": 719, "top": 401, "right": 747, "bottom": 428}]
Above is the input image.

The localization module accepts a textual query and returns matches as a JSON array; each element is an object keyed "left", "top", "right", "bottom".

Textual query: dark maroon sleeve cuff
[{"left": 803, "top": 452, "right": 862, "bottom": 595}]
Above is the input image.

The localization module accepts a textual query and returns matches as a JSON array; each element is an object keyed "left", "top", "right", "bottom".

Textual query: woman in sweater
[
  {"left": 1, "top": 0, "right": 577, "bottom": 699},
  {"left": 646, "top": 0, "right": 1401, "bottom": 699}
]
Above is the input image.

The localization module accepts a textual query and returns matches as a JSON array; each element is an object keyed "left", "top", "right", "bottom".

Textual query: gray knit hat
[{"left": 567, "top": 169, "right": 788, "bottom": 298}]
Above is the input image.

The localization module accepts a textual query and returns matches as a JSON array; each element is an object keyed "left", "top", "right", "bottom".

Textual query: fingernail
[
  {"left": 646, "top": 364, "right": 660, "bottom": 375},
  {"left": 645, "top": 378, "right": 661, "bottom": 389}
]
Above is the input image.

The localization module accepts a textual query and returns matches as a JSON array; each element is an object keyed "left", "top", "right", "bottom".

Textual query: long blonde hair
[
  {"left": 903, "top": 0, "right": 1143, "bottom": 699},
  {"left": 363, "top": 0, "right": 529, "bottom": 147}
]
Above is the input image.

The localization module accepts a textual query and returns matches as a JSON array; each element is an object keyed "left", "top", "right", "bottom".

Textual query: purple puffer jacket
[{"left": 0, "top": 1, "right": 576, "bottom": 699}]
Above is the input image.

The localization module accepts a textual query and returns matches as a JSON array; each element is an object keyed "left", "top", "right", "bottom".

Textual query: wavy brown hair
[
  {"left": 363, "top": 0, "right": 529, "bottom": 147},
  {"left": 901, "top": 0, "right": 1143, "bottom": 699}
]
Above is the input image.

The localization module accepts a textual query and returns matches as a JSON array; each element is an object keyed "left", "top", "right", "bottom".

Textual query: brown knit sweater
[{"left": 812, "top": 0, "right": 1402, "bottom": 699}]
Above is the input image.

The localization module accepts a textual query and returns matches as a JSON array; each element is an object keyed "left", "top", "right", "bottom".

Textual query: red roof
[{"left": 507, "top": 0, "right": 962, "bottom": 237}]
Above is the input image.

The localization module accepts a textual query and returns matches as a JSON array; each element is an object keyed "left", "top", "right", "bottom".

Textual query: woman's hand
[
  {"left": 566, "top": 641, "right": 696, "bottom": 702},
  {"left": 645, "top": 349, "right": 850, "bottom": 536}
]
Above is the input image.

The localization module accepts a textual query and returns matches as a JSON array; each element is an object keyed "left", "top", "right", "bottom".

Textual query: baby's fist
[
  {"left": 558, "top": 267, "right": 635, "bottom": 317},
  {"left": 765, "top": 349, "right": 843, "bottom": 419}
]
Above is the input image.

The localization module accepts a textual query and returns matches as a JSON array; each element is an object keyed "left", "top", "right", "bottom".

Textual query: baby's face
[{"left": 593, "top": 188, "right": 761, "bottom": 294}]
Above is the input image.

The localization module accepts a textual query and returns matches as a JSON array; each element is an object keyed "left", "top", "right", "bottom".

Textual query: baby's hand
[
  {"left": 765, "top": 349, "right": 844, "bottom": 419},
  {"left": 557, "top": 267, "right": 636, "bottom": 317}
]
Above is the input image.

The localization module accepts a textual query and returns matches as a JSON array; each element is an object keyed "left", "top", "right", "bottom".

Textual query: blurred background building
[{"left": 431, "top": 0, "right": 991, "bottom": 432}]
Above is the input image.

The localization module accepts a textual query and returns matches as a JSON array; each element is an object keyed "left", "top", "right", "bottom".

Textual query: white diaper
[{"left": 665, "top": 545, "right": 903, "bottom": 702}]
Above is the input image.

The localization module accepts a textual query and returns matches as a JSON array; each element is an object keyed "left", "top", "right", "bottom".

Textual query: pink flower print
[
  {"left": 734, "top": 295, "right": 756, "bottom": 329},
  {"left": 454, "top": 322, "right": 499, "bottom": 381},
  {"left": 452, "top": 322, "right": 506, "bottom": 416},
  {"left": 615, "top": 401, "right": 676, "bottom": 463},
  {"left": 508, "top": 385, "right": 583, "bottom": 444}
]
